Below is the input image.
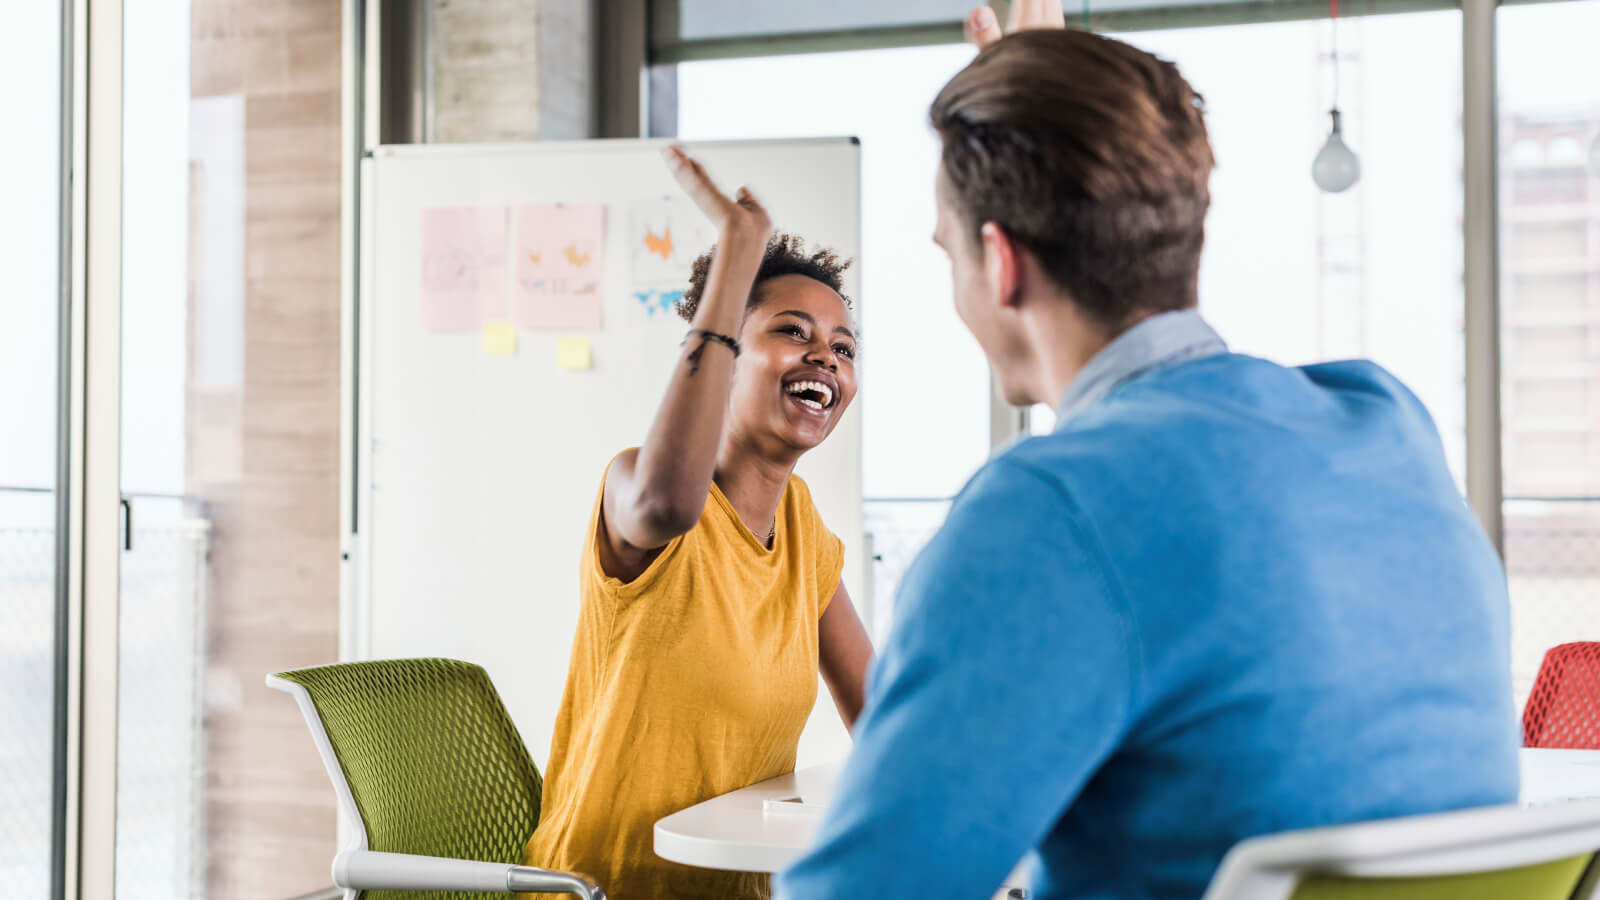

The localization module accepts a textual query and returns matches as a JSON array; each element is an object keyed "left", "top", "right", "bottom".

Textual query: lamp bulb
[{"left": 1313, "top": 109, "right": 1361, "bottom": 193}]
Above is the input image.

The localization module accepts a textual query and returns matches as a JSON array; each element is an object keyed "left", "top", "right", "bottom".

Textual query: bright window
[{"left": 1498, "top": 0, "right": 1600, "bottom": 708}]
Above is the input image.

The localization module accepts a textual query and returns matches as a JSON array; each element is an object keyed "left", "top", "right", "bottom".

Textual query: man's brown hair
[{"left": 930, "top": 29, "right": 1214, "bottom": 326}]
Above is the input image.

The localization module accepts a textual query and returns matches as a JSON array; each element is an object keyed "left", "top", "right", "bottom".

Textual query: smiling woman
[
  {"left": 519, "top": 147, "right": 875, "bottom": 900},
  {"left": 676, "top": 231, "right": 858, "bottom": 451}
]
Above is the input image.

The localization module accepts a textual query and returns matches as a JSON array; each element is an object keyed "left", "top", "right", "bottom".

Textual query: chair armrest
[
  {"left": 335, "top": 850, "right": 605, "bottom": 899},
  {"left": 508, "top": 863, "right": 607, "bottom": 900}
]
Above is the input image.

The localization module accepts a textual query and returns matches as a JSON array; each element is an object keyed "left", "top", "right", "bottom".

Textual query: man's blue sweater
[{"left": 779, "top": 316, "right": 1518, "bottom": 900}]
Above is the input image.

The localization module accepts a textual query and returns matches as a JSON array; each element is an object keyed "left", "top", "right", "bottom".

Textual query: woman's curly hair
[{"left": 675, "top": 231, "right": 853, "bottom": 323}]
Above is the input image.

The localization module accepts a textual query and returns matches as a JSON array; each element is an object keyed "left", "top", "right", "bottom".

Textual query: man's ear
[{"left": 979, "top": 221, "right": 1023, "bottom": 311}]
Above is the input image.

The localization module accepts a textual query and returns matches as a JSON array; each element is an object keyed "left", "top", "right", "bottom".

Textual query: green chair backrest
[
  {"left": 276, "top": 658, "right": 543, "bottom": 900},
  {"left": 1288, "top": 852, "right": 1594, "bottom": 900}
]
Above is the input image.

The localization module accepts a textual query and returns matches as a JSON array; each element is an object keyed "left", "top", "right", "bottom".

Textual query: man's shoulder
[
  {"left": 994, "top": 355, "right": 1437, "bottom": 511},
  {"left": 1295, "top": 358, "right": 1442, "bottom": 436},
  {"left": 1082, "top": 352, "right": 1434, "bottom": 440},
  {"left": 1297, "top": 357, "right": 1414, "bottom": 399}
]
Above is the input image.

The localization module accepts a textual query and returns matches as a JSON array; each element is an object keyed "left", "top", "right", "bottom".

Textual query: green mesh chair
[
  {"left": 1202, "top": 799, "right": 1600, "bottom": 900},
  {"left": 267, "top": 658, "right": 604, "bottom": 900}
]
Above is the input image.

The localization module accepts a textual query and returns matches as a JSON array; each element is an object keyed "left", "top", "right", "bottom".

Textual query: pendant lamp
[{"left": 1313, "top": 0, "right": 1361, "bottom": 193}]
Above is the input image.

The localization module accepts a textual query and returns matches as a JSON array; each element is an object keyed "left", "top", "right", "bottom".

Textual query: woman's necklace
[{"left": 766, "top": 522, "right": 776, "bottom": 548}]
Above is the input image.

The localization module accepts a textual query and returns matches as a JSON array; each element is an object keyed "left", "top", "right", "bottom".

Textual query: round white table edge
[{"left": 653, "top": 821, "right": 803, "bottom": 874}]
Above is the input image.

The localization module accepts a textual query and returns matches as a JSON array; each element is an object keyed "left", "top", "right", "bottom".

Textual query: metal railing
[
  {"left": 863, "top": 498, "right": 953, "bottom": 639},
  {"left": 1505, "top": 496, "right": 1600, "bottom": 709},
  {"left": 0, "top": 512, "right": 58, "bottom": 899}
]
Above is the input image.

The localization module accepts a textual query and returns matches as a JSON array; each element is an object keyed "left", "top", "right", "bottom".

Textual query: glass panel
[
  {"left": 665, "top": 0, "right": 1459, "bottom": 46},
  {"left": 1509, "top": 221, "right": 1588, "bottom": 260},
  {"left": 1498, "top": 0, "right": 1600, "bottom": 710},
  {"left": 675, "top": 0, "right": 972, "bottom": 42},
  {"left": 862, "top": 500, "right": 951, "bottom": 637},
  {"left": 118, "top": 2, "right": 343, "bottom": 896},
  {"left": 0, "top": 2, "right": 64, "bottom": 895},
  {"left": 678, "top": 44, "right": 989, "bottom": 627},
  {"left": 1511, "top": 273, "right": 1589, "bottom": 321}
]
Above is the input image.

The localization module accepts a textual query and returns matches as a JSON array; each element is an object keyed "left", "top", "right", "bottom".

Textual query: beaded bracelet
[{"left": 682, "top": 329, "right": 741, "bottom": 374}]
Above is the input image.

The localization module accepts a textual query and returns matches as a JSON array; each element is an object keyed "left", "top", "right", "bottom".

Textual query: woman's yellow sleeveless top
[{"left": 524, "top": 460, "right": 843, "bottom": 899}]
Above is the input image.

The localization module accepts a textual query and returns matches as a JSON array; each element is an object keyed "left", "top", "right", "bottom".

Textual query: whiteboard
[{"left": 352, "top": 138, "right": 864, "bottom": 770}]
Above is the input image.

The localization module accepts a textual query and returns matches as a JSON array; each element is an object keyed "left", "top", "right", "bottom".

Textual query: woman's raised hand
[
  {"left": 662, "top": 144, "right": 772, "bottom": 250},
  {"left": 606, "top": 146, "right": 770, "bottom": 561},
  {"left": 965, "top": 0, "right": 1067, "bottom": 49}
]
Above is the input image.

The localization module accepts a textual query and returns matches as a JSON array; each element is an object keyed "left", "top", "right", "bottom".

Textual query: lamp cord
[{"left": 1330, "top": 0, "right": 1340, "bottom": 111}]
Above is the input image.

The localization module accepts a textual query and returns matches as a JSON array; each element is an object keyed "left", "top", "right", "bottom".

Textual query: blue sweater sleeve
[{"left": 776, "top": 455, "right": 1141, "bottom": 899}]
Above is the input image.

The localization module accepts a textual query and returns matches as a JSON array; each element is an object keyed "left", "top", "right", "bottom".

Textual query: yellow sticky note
[
  {"left": 482, "top": 322, "right": 517, "bottom": 356},
  {"left": 556, "top": 336, "right": 593, "bottom": 370}
]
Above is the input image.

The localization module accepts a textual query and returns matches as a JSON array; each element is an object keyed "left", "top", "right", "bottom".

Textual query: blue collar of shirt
[{"left": 1054, "top": 309, "right": 1228, "bottom": 425}]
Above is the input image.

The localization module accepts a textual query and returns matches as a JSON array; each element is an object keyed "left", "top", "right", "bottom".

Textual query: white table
[
  {"left": 654, "top": 761, "right": 846, "bottom": 874},
  {"left": 654, "top": 750, "right": 1600, "bottom": 883},
  {"left": 1522, "top": 748, "right": 1600, "bottom": 805},
  {"left": 653, "top": 761, "right": 1024, "bottom": 897}
]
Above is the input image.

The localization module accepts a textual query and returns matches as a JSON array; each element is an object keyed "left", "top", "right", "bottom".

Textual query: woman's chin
[{"left": 775, "top": 420, "right": 832, "bottom": 453}]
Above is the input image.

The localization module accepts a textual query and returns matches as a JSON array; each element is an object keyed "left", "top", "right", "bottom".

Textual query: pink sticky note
[
  {"left": 514, "top": 203, "right": 606, "bottom": 331},
  {"left": 420, "top": 206, "right": 509, "bottom": 332}
]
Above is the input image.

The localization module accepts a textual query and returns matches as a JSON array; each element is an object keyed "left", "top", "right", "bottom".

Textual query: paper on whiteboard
[
  {"left": 628, "top": 196, "right": 716, "bottom": 319},
  {"left": 481, "top": 321, "right": 517, "bottom": 356},
  {"left": 513, "top": 202, "right": 606, "bottom": 331},
  {"left": 555, "top": 335, "right": 593, "bottom": 370},
  {"left": 420, "top": 206, "right": 509, "bottom": 332}
]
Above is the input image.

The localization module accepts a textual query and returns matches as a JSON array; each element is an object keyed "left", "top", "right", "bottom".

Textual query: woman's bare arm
[
  {"left": 820, "top": 583, "right": 874, "bottom": 730},
  {"left": 598, "top": 148, "right": 772, "bottom": 581}
]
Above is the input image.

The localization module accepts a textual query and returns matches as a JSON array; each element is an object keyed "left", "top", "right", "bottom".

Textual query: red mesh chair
[{"left": 1524, "top": 642, "right": 1600, "bottom": 748}]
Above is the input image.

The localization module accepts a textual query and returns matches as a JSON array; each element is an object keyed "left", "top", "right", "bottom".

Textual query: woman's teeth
[{"left": 785, "top": 380, "right": 833, "bottom": 410}]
